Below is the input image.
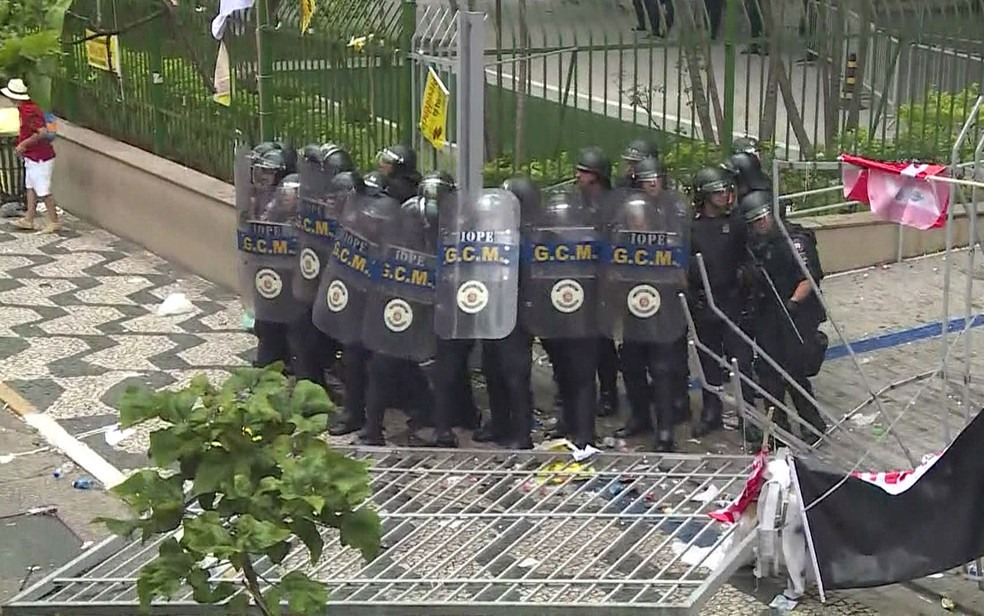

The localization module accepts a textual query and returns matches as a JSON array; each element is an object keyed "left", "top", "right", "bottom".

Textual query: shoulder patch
[{"left": 793, "top": 238, "right": 807, "bottom": 258}]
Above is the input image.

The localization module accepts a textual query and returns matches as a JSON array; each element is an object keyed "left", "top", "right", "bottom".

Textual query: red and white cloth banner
[
  {"left": 708, "top": 450, "right": 943, "bottom": 524},
  {"left": 839, "top": 153, "right": 950, "bottom": 230},
  {"left": 708, "top": 450, "right": 768, "bottom": 524}
]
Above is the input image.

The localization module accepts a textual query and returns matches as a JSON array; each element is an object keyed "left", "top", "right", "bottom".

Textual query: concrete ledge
[
  {"left": 53, "top": 122, "right": 238, "bottom": 290},
  {"left": 52, "top": 123, "right": 981, "bottom": 287}
]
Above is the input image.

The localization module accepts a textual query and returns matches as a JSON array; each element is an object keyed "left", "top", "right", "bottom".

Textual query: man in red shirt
[{"left": 2, "top": 79, "right": 59, "bottom": 233}]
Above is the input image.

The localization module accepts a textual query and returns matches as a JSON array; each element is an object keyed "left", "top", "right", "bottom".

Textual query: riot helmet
[
  {"left": 320, "top": 143, "right": 355, "bottom": 175},
  {"left": 301, "top": 143, "right": 322, "bottom": 163},
  {"left": 622, "top": 138, "right": 660, "bottom": 163},
  {"left": 363, "top": 171, "right": 390, "bottom": 197},
  {"left": 251, "top": 141, "right": 282, "bottom": 160},
  {"left": 724, "top": 152, "right": 770, "bottom": 196},
  {"left": 621, "top": 138, "right": 659, "bottom": 180},
  {"left": 731, "top": 136, "right": 761, "bottom": 159},
  {"left": 251, "top": 147, "right": 289, "bottom": 188},
  {"left": 693, "top": 166, "right": 735, "bottom": 212},
  {"left": 333, "top": 170, "right": 365, "bottom": 194},
  {"left": 419, "top": 171, "right": 456, "bottom": 228},
  {"left": 377, "top": 144, "right": 418, "bottom": 177},
  {"left": 635, "top": 156, "right": 666, "bottom": 197},
  {"left": 277, "top": 173, "right": 301, "bottom": 213},
  {"left": 740, "top": 190, "right": 777, "bottom": 236},
  {"left": 502, "top": 176, "right": 542, "bottom": 219},
  {"left": 575, "top": 146, "right": 612, "bottom": 188}
]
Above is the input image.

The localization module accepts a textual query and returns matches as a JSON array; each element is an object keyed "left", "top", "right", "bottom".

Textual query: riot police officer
[
  {"left": 599, "top": 168, "right": 690, "bottom": 452},
  {"left": 292, "top": 143, "right": 355, "bottom": 387},
  {"left": 689, "top": 166, "right": 756, "bottom": 437},
  {"left": 359, "top": 174, "right": 446, "bottom": 445},
  {"left": 614, "top": 157, "right": 691, "bottom": 439},
  {"left": 617, "top": 138, "right": 660, "bottom": 189},
  {"left": 377, "top": 144, "right": 422, "bottom": 203},
  {"left": 574, "top": 147, "right": 621, "bottom": 419},
  {"left": 314, "top": 177, "right": 400, "bottom": 437},
  {"left": 434, "top": 187, "right": 527, "bottom": 448},
  {"left": 520, "top": 187, "right": 599, "bottom": 447},
  {"left": 236, "top": 143, "right": 303, "bottom": 370},
  {"left": 741, "top": 191, "right": 828, "bottom": 439}
]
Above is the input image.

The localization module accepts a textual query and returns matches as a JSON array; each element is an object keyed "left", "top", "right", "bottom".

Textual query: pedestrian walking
[{"left": 2, "top": 79, "right": 60, "bottom": 234}]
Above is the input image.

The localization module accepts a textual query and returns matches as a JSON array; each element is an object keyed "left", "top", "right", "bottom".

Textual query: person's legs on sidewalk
[{"left": 17, "top": 159, "right": 58, "bottom": 233}]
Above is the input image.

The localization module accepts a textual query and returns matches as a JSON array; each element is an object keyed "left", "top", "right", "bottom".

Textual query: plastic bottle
[{"left": 72, "top": 477, "right": 95, "bottom": 490}]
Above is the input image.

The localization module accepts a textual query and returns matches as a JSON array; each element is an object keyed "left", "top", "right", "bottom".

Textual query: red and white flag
[{"left": 839, "top": 153, "right": 950, "bottom": 230}]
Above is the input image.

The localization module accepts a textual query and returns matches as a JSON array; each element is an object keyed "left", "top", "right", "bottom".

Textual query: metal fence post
[
  {"left": 255, "top": 0, "right": 275, "bottom": 141},
  {"left": 148, "top": 18, "right": 166, "bottom": 154},
  {"left": 456, "top": 11, "right": 485, "bottom": 199},
  {"left": 721, "top": 0, "right": 740, "bottom": 153},
  {"left": 400, "top": 0, "right": 417, "bottom": 146}
]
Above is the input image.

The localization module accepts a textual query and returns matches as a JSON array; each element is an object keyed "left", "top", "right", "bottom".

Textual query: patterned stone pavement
[{"left": 2, "top": 216, "right": 984, "bottom": 614}]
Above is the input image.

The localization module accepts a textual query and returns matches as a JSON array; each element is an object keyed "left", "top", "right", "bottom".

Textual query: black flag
[{"left": 794, "top": 410, "right": 984, "bottom": 590}]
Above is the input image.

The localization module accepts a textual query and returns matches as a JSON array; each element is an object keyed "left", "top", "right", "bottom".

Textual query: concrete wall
[{"left": 52, "top": 122, "right": 981, "bottom": 290}]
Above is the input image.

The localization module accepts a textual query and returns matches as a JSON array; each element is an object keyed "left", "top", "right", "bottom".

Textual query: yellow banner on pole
[
  {"left": 419, "top": 67, "right": 449, "bottom": 150},
  {"left": 300, "top": 0, "right": 315, "bottom": 34},
  {"left": 84, "top": 29, "right": 121, "bottom": 75}
]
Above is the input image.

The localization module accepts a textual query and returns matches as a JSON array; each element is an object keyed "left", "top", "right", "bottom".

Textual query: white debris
[
  {"left": 105, "top": 425, "right": 136, "bottom": 447},
  {"left": 156, "top": 292, "right": 195, "bottom": 316}
]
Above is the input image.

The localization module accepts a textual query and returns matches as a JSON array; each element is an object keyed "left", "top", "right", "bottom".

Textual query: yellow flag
[
  {"left": 419, "top": 67, "right": 449, "bottom": 150},
  {"left": 300, "top": 0, "right": 315, "bottom": 34}
]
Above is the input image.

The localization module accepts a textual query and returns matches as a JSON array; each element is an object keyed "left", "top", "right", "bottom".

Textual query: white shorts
[{"left": 24, "top": 158, "right": 54, "bottom": 198}]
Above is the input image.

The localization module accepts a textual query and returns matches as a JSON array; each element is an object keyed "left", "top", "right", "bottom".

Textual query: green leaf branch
[{"left": 97, "top": 365, "right": 381, "bottom": 615}]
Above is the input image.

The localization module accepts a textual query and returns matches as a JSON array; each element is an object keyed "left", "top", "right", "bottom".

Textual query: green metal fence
[{"left": 53, "top": 0, "right": 984, "bottom": 186}]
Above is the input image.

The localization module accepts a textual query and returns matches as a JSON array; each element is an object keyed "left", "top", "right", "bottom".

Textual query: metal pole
[
  {"left": 400, "top": 1, "right": 417, "bottom": 146},
  {"left": 940, "top": 94, "right": 984, "bottom": 445},
  {"left": 961, "top": 129, "right": 984, "bottom": 426},
  {"left": 255, "top": 0, "right": 275, "bottom": 141},
  {"left": 148, "top": 18, "right": 166, "bottom": 154},
  {"left": 720, "top": 0, "right": 739, "bottom": 152},
  {"left": 456, "top": 11, "right": 485, "bottom": 200}
]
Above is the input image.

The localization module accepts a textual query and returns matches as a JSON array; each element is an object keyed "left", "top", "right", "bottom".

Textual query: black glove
[{"left": 785, "top": 299, "right": 800, "bottom": 316}]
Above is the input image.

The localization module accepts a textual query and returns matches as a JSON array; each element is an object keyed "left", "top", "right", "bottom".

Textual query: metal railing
[{"left": 52, "top": 0, "right": 984, "bottom": 187}]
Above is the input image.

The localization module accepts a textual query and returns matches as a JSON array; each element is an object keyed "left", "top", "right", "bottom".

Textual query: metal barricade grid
[{"left": 7, "top": 448, "right": 756, "bottom": 616}]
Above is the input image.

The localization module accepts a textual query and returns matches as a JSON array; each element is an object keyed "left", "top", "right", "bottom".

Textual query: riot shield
[
  {"left": 361, "top": 197, "right": 438, "bottom": 361},
  {"left": 312, "top": 194, "right": 399, "bottom": 345},
  {"left": 236, "top": 151, "right": 303, "bottom": 324},
  {"left": 519, "top": 191, "right": 599, "bottom": 339},
  {"left": 435, "top": 189, "right": 521, "bottom": 340},
  {"left": 598, "top": 189, "right": 690, "bottom": 343},
  {"left": 293, "top": 158, "right": 341, "bottom": 303}
]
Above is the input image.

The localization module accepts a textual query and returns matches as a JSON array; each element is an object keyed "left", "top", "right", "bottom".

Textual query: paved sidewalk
[{"left": 3, "top": 216, "right": 984, "bottom": 613}]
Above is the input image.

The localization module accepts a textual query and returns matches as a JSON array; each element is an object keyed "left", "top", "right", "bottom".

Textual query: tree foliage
[
  {"left": 98, "top": 365, "right": 381, "bottom": 615},
  {"left": 0, "top": 0, "right": 73, "bottom": 109}
]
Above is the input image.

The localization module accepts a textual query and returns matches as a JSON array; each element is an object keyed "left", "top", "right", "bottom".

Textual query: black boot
[
  {"left": 615, "top": 414, "right": 651, "bottom": 438},
  {"left": 432, "top": 429, "right": 459, "bottom": 448},
  {"left": 655, "top": 430, "right": 676, "bottom": 453},
  {"left": 473, "top": 415, "right": 511, "bottom": 444},
  {"left": 357, "top": 429, "right": 386, "bottom": 446},
  {"left": 598, "top": 389, "right": 619, "bottom": 417},
  {"left": 328, "top": 412, "right": 364, "bottom": 436},
  {"left": 693, "top": 392, "right": 724, "bottom": 438}
]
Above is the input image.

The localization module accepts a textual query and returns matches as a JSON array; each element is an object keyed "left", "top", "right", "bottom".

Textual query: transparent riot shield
[
  {"left": 598, "top": 189, "right": 690, "bottom": 343},
  {"left": 293, "top": 156, "right": 337, "bottom": 303},
  {"left": 239, "top": 172, "right": 304, "bottom": 324},
  {"left": 362, "top": 198, "right": 438, "bottom": 362},
  {"left": 434, "top": 189, "right": 521, "bottom": 340},
  {"left": 519, "top": 191, "right": 599, "bottom": 339},
  {"left": 312, "top": 194, "right": 399, "bottom": 345}
]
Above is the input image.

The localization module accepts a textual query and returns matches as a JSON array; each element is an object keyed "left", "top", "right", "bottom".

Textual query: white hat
[{"left": 1, "top": 79, "right": 30, "bottom": 101}]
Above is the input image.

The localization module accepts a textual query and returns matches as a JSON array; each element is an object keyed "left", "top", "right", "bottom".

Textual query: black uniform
[
  {"left": 689, "top": 166, "right": 756, "bottom": 437},
  {"left": 743, "top": 192, "right": 828, "bottom": 440}
]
